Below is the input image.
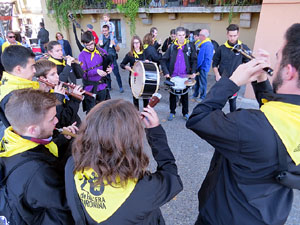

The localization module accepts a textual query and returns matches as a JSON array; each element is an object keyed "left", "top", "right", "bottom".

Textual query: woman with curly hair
[{"left": 65, "top": 99, "right": 183, "bottom": 224}]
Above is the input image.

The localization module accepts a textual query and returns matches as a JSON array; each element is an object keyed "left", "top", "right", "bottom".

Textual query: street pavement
[{"left": 79, "top": 66, "right": 300, "bottom": 225}]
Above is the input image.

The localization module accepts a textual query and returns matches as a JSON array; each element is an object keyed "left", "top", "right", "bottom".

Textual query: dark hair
[
  {"left": 194, "top": 29, "right": 201, "bottom": 36},
  {"left": 55, "top": 32, "right": 64, "bottom": 40},
  {"left": 34, "top": 59, "right": 56, "bottom": 78},
  {"left": 281, "top": 23, "right": 300, "bottom": 82},
  {"left": 81, "top": 31, "right": 94, "bottom": 44},
  {"left": 47, "top": 40, "right": 60, "bottom": 52},
  {"left": 175, "top": 26, "right": 186, "bottom": 34},
  {"left": 72, "top": 99, "right": 149, "bottom": 186},
  {"left": 226, "top": 24, "right": 239, "bottom": 32},
  {"left": 150, "top": 27, "right": 158, "bottom": 36},
  {"left": 1, "top": 45, "right": 35, "bottom": 73},
  {"left": 185, "top": 28, "right": 190, "bottom": 38},
  {"left": 5, "top": 89, "right": 59, "bottom": 133},
  {"left": 102, "top": 24, "right": 109, "bottom": 31},
  {"left": 143, "top": 33, "right": 153, "bottom": 46},
  {"left": 129, "top": 35, "right": 143, "bottom": 57},
  {"left": 170, "top": 29, "right": 176, "bottom": 35},
  {"left": 40, "top": 22, "right": 45, "bottom": 28},
  {"left": 6, "top": 30, "right": 14, "bottom": 37}
]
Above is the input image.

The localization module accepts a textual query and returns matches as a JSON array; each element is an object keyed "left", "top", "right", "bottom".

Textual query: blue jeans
[
  {"left": 193, "top": 69, "right": 207, "bottom": 99},
  {"left": 107, "top": 58, "right": 123, "bottom": 89}
]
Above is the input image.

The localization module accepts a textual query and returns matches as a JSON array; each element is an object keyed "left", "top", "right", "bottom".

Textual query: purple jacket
[{"left": 79, "top": 48, "right": 108, "bottom": 92}]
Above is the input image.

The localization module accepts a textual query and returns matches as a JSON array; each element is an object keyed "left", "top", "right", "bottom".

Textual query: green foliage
[
  {"left": 46, "top": 0, "right": 85, "bottom": 30},
  {"left": 117, "top": 0, "right": 141, "bottom": 35}
]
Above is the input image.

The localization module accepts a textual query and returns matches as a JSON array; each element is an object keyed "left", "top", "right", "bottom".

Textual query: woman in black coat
[
  {"left": 143, "top": 33, "right": 162, "bottom": 64},
  {"left": 120, "top": 35, "right": 149, "bottom": 110}
]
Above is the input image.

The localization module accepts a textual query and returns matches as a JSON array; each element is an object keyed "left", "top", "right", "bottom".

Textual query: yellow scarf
[
  {"left": 143, "top": 44, "right": 149, "bottom": 50},
  {"left": 195, "top": 39, "right": 201, "bottom": 47},
  {"left": 224, "top": 40, "right": 242, "bottom": 49},
  {"left": 260, "top": 100, "right": 300, "bottom": 165},
  {"left": 199, "top": 38, "right": 212, "bottom": 48},
  {"left": 0, "top": 127, "right": 58, "bottom": 157},
  {"left": 48, "top": 57, "right": 66, "bottom": 66},
  {"left": 74, "top": 168, "right": 137, "bottom": 223},
  {"left": 0, "top": 72, "right": 39, "bottom": 101},
  {"left": 133, "top": 50, "right": 143, "bottom": 59},
  {"left": 83, "top": 48, "right": 101, "bottom": 61},
  {"left": 174, "top": 39, "right": 187, "bottom": 50}
]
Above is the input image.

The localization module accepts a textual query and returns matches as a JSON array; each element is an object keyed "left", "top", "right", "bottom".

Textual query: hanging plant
[
  {"left": 117, "top": 0, "right": 141, "bottom": 35},
  {"left": 46, "top": 0, "right": 85, "bottom": 30}
]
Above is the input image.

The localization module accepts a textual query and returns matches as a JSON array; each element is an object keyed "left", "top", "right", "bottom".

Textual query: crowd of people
[{"left": 0, "top": 11, "right": 299, "bottom": 225}]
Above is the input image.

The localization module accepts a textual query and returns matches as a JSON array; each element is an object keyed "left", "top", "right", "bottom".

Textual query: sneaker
[
  {"left": 168, "top": 113, "right": 175, "bottom": 121},
  {"left": 183, "top": 114, "right": 189, "bottom": 120},
  {"left": 119, "top": 87, "right": 124, "bottom": 93}
]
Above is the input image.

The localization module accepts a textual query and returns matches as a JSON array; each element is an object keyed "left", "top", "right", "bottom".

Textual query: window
[{"left": 110, "top": 19, "right": 122, "bottom": 43}]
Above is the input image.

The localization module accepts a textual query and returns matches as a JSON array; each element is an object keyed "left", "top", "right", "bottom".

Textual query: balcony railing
[{"left": 83, "top": 0, "right": 262, "bottom": 10}]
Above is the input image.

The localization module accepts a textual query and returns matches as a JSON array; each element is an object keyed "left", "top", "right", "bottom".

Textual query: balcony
[{"left": 82, "top": 0, "right": 262, "bottom": 14}]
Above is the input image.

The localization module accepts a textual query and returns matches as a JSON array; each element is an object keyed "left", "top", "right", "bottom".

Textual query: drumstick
[{"left": 129, "top": 68, "right": 139, "bottom": 77}]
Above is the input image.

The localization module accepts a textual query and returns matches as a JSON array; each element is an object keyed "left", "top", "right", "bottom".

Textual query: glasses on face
[
  {"left": 8, "top": 36, "right": 15, "bottom": 38},
  {"left": 133, "top": 41, "right": 140, "bottom": 44}
]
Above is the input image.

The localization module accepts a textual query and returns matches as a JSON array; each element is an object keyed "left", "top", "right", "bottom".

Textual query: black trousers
[
  {"left": 169, "top": 92, "right": 188, "bottom": 115},
  {"left": 133, "top": 97, "right": 149, "bottom": 111},
  {"left": 82, "top": 88, "right": 111, "bottom": 114}
]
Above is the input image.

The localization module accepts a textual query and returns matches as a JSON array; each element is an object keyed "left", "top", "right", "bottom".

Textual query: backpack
[{"left": 0, "top": 159, "right": 34, "bottom": 225}]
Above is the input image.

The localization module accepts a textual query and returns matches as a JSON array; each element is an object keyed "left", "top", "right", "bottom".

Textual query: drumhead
[{"left": 131, "top": 61, "right": 160, "bottom": 99}]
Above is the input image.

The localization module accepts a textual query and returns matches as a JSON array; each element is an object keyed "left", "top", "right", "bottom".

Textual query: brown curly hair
[{"left": 72, "top": 99, "right": 149, "bottom": 186}]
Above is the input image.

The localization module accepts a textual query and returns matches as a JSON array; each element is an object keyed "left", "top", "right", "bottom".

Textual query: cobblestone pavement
[{"left": 79, "top": 66, "right": 300, "bottom": 225}]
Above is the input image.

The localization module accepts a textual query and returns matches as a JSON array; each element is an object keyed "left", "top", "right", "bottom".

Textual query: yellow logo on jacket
[{"left": 74, "top": 168, "right": 137, "bottom": 223}]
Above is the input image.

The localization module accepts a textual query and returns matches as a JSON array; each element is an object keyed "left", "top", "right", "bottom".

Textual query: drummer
[
  {"left": 161, "top": 26, "right": 197, "bottom": 121},
  {"left": 120, "top": 35, "right": 149, "bottom": 110}
]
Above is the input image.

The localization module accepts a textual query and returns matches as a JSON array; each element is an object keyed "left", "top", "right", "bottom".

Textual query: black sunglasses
[{"left": 8, "top": 36, "right": 15, "bottom": 38}]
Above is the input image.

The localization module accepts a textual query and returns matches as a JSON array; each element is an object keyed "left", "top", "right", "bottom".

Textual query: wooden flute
[
  {"left": 62, "top": 82, "right": 96, "bottom": 98},
  {"left": 55, "top": 128, "right": 77, "bottom": 138},
  {"left": 37, "top": 78, "right": 84, "bottom": 101}
]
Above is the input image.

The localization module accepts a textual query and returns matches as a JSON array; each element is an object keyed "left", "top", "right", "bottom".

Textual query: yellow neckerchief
[
  {"left": 48, "top": 56, "right": 66, "bottom": 66},
  {"left": 173, "top": 39, "right": 187, "bottom": 50},
  {"left": 0, "top": 72, "right": 39, "bottom": 101},
  {"left": 143, "top": 44, "right": 149, "bottom": 50},
  {"left": 74, "top": 168, "right": 137, "bottom": 223},
  {"left": 83, "top": 47, "right": 100, "bottom": 61},
  {"left": 0, "top": 127, "right": 58, "bottom": 157},
  {"left": 2, "top": 41, "right": 21, "bottom": 52},
  {"left": 195, "top": 39, "right": 201, "bottom": 47},
  {"left": 224, "top": 40, "right": 242, "bottom": 49},
  {"left": 199, "top": 38, "right": 212, "bottom": 48},
  {"left": 260, "top": 100, "right": 300, "bottom": 165},
  {"left": 133, "top": 50, "right": 143, "bottom": 59}
]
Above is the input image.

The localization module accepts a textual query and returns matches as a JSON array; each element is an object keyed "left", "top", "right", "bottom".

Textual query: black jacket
[
  {"left": 161, "top": 43, "right": 197, "bottom": 76},
  {"left": 144, "top": 45, "right": 162, "bottom": 64},
  {"left": 161, "top": 37, "right": 173, "bottom": 52},
  {"left": 65, "top": 125, "right": 183, "bottom": 225},
  {"left": 37, "top": 28, "right": 49, "bottom": 44},
  {"left": 212, "top": 43, "right": 250, "bottom": 77},
  {"left": 62, "top": 39, "right": 73, "bottom": 57},
  {"left": 120, "top": 52, "right": 146, "bottom": 74},
  {"left": 186, "top": 77, "right": 300, "bottom": 225},
  {"left": 1, "top": 140, "right": 74, "bottom": 224},
  {"left": 153, "top": 40, "right": 161, "bottom": 50},
  {"left": 54, "top": 93, "right": 81, "bottom": 129},
  {"left": 55, "top": 60, "right": 83, "bottom": 84}
]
